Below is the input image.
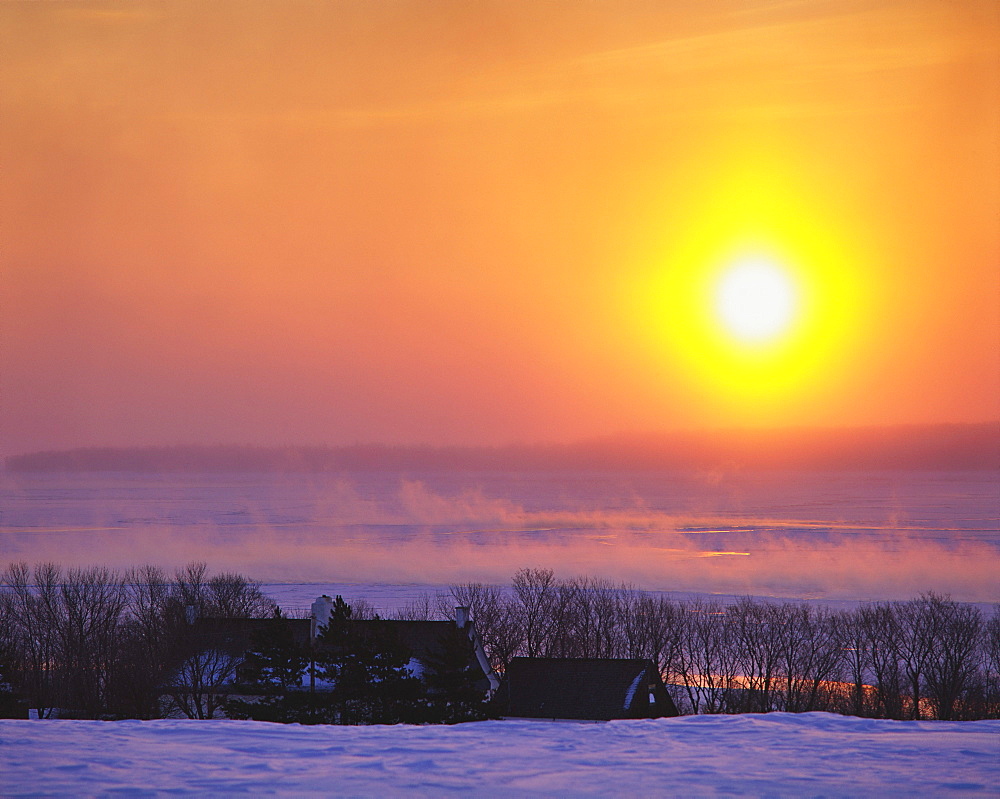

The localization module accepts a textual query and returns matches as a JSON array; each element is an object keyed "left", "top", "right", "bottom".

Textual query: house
[
  {"left": 169, "top": 600, "right": 499, "bottom": 720},
  {"left": 184, "top": 598, "right": 498, "bottom": 693},
  {"left": 495, "top": 657, "right": 680, "bottom": 721},
  {"left": 190, "top": 616, "right": 312, "bottom": 654},
  {"left": 310, "top": 597, "right": 500, "bottom": 695}
]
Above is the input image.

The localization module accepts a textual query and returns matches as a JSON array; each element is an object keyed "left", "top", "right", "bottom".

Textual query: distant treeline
[{"left": 6, "top": 422, "right": 999, "bottom": 472}]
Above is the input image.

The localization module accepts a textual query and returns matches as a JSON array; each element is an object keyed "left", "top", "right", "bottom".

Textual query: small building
[
  {"left": 496, "top": 657, "right": 679, "bottom": 721},
  {"left": 310, "top": 597, "right": 500, "bottom": 695},
  {"left": 175, "top": 600, "right": 499, "bottom": 717}
]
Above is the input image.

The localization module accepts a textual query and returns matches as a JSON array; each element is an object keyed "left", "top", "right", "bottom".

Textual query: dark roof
[
  {"left": 192, "top": 618, "right": 459, "bottom": 663},
  {"left": 351, "top": 620, "right": 458, "bottom": 663},
  {"left": 190, "top": 617, "right": 492, "bottom": 687},
  {"left": 190, "top": 617, "right": 311, "bottom": 653},
  {"left": 498, "top": 658, "right": 679, "bottom": 721}
]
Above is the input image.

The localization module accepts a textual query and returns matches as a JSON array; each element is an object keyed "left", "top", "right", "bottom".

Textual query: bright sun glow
[
  {"left": 715, "top": 257, "right": 797, "bottom": 344},
  {"left": 624, "top": 155, "right": 870, "bottom": 421}
]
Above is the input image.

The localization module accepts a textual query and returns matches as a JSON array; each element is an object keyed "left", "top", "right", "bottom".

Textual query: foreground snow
[{"left": 1, "top": 713, "right": 997, "bottom": 796}]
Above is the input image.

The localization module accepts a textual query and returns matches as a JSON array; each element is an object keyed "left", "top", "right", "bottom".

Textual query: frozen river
[{"left": 1, "top": 468, "right": 997, "bottom": 603}]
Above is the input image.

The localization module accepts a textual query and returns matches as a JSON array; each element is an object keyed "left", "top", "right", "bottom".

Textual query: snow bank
[{"left": 1, "top": 713, "right": 997, "bottom": 796}]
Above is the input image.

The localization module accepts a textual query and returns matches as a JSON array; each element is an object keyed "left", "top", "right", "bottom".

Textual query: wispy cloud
[{"left": 173, "top": 2, "right": 994, "bottom": 135}]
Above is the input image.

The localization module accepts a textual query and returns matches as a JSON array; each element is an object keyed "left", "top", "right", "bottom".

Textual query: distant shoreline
[{"left": 6, "top": 422, "right": 998, "bottom": 472}]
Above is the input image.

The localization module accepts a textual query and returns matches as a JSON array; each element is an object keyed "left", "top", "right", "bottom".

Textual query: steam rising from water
[{"left": 1, "top": 472, "right": 997, "bottom": 602}]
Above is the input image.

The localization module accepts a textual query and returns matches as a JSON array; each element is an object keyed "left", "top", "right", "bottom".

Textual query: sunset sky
[{"left": 2, "top": 0, "right": 998, "bottom": 458}]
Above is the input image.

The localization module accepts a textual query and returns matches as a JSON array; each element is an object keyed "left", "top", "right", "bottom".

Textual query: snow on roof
[{"left": 499, "top": 658, "right": 679, "bottom": 720}]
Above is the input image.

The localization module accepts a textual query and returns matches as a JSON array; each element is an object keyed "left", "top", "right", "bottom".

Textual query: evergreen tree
[
  {"left": 419, "top": 625, "right": 492, "bottom": 723},
  {"left": 225, "top": 610, "right": 312, "bottom": 723},
  {"left": 240, "top": 609, "right": 310, "bottom": 691},
  {"left": 315, "top": 598, "right": 423, "bottom": 724}
]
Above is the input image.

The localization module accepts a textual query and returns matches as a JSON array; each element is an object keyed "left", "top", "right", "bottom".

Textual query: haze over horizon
[
  {"left": 2, "top": 0, "right": 997, "bottom": 460},
  {"left": 5, "top": 421, "right": 998, "bottom": 473}
]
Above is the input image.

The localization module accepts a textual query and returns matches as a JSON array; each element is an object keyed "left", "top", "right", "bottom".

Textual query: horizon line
[{"left": 6, "top": 421, "right": 998, "bottom": 472}]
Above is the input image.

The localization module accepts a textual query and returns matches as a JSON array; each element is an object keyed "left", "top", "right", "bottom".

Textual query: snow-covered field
[{"left": 2, "top": 714, "right": 997, "bottom": 797}]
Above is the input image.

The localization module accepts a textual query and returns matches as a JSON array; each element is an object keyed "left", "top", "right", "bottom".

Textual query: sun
[
  {"left": 714, "top": 256, "right": 798, "bottom": 345},
  {"left": 623, "top": 155, "right": 871, "bottom": 416}
]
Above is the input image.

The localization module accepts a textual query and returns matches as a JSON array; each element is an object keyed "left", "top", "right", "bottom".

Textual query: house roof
[
  {"left": 191, "top": 617, "right": 312, "bottom": 653},
  {"left": 498, "top": 657, "right": 679, "bottom": 721},
  {"left": 191, "top": 617, "right": 494, "bottom": 686},
  {"left": 350, "top": 620, "right": 459, "bottom": 663},
  {"left": 191, "top": 618, "right": 459, "bottom": 662}
]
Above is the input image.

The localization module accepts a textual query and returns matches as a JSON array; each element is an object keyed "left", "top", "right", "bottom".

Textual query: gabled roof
[
  {"left": 190, "top": 614, "right": 500, "bottom": 693},
  {"left": 350, "top": 620, "right": 458, "bottom": 663},
  {"left": 191, "top": 617, "right": 312, "bottom": 654},
  {"left": 348, "top": 620, "right": 499, "bottom": 691},
  {"left": 498, "top": 657, "right": 679, "bottom": 721}
]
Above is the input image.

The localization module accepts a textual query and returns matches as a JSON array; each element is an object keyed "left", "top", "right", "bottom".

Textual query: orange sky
[{"left": 2, "top": 0, "right": 998, "bottom": 456}]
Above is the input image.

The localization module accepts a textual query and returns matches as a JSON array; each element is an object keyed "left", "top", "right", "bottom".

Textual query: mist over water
[{"left": 1, "top": 469, "right": 996, "bottom": 603}]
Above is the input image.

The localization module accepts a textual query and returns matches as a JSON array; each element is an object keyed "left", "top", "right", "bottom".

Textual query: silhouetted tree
[
  {"left": 163, "top": 564, "right": 279, "bottom": 719},
  {"left": 315, "top": 597, "right": 422, "bottom": 724},
  {"left": 895, "top": 596, "right": 937, "bottom": 719},
  {"left": 983, "top": 610, "right": 1000, "bottom": 718},
  {"left": 112, "top": 565, "right": 173, "bottom": 719},
  {"left": 860, "top": 603, "right": 905, "bottom": 719},
  {"left": 225, "top": 610, "right": 312, "bottom": 723},
  {"left": 512, "top": 568, "right": 559, "bottom": 658},
  {"left": 839, "top": 608, "right": 875, "bottom": 717},
  {"left": 922, "top": 594, "right": 982, "bottom": 720},
  {"left": 419, "top": 625, "right": 492, "bottom": 723},
  {"left": 448, "top": 582, "right": 522, "bottom": 672}
]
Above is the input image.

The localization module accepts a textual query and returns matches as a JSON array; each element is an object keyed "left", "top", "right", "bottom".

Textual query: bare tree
[
  {"left": 568, "top": 578, "right": 626, "bottom": 659},
  {"left": 540, "top": 578, "right": 583, "bottom": 657},
  {"left": 207, "top": 572, "right": 276, "bottom": 619},
  {"left": 619, "top": 593, "right": 682, "bottom": 666},
  {"left": 116, "top": 565, "right": 173, "bottom": 718},
  {"left": 1, "top": 563, "right": 131, "bottom": 718},
  {"left": 1, "top": 564, "right": 60, "bottom": 717},
  {"left": 671, "top": 600, "right": 738, "bottom": 714},
  {"left": 838, "top": 608, "right": 874, "bottom": 717},
  {"left": 618, "top": 593, "right": 686, "bottom": 710},
  {"left": 859, "top": 603, "right": 904, "bottom": 719},
  {"left": 511, "top": 568, "right": 559, "bottom": 658},
  {"left": 163, "top": 564, "right": 278, "bottom": 719},
  {"left": 392, "top": 592, "right": 442, "bottom": 621},
  {"left": 172, "top": 562, "right": 211, "bottom": 619},
  {"left": 164, "top": 645, "right": 242, "bottom": 719},
  {"left": 774, "top": 604, "right": 844, "bottom": 713},
  {"left": 922, "top": 594, "right": 982, "bottom": 720},
  {"left": 448, "top": 582, "right": 522, "bottom": 672},
  {"left": 983, "top": 610, "right": 1000, "bottom": 719},
  {"left": 894, "top": 595, "right": 938, "bottom": 719},
  {"left": 0, "top": 589, "right": 19, "bottom": 715},
  {"left": 729, "top": 598, "right": 784, "bottom": 713},
  {"left": 56, "top": 566, "right": 129, "bottom": 717}
]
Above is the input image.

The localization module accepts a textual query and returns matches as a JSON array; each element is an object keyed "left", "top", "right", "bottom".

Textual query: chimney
[
  {"left": 455, "top": 606, "right": 470, "bottom": 629},
  {"left": 311, "top": 595, "right": 335, "bottom": 641}
]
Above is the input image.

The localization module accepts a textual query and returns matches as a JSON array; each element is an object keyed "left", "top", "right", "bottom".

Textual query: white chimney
[
  {"left": 311, "top": 595, "right": 334, "bottom": 640},
  {"left": 455, "top": 606, "right": 470, "bottom": 629}
]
